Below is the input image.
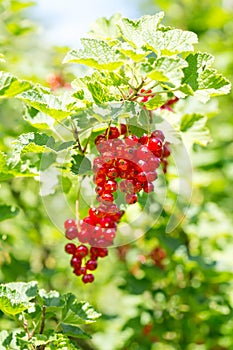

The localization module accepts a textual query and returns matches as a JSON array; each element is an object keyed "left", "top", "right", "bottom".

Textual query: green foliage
[
  {"left": 0, "top": 3, "right": 232, "bottom": 350},
  {"left": 0, "top": 281, "right": 100, "bottom": 349}
]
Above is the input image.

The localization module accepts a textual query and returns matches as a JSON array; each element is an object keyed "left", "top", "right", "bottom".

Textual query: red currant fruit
[
  {"left": 86, "top": 259, "right": 98, "bottom": 271},
  {"left": 64, "top": 219, "right": 76, "bottom": 229},
  {"left": 65, "top": 226, "right": 79, "bottom": 240},
  {"left": 65, "top": 243, "right": 76, "bottom": 254}
]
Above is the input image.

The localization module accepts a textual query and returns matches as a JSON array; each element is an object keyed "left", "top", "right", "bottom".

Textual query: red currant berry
[
  {"left": 137, "top": 172, "right": 147, "bottom": 183},
  {"left": 97, "top": 247, "right": 108, "bottom": 258},
  {"left": 120, "top": 123, "right": 127, "bottom": 135},
  {"left": 64, "top": 218, "right": 76, "bottom": 229},
  {"left": 116, "top": 159, "right": 130, "bottom": 172},
  {"left": 137, "top": 145, "right": 151, "bottom": 160},
  {"left": 86, "top": 259, "right": 98, "bottom": 271},
  {"left": 125, "top": 193, "right": 138, "bottom": 204},
  {"left": 75, "top": 244, "right": 88, "bottom": 258},
  {"left": 104, "top": 228, "right": 116, "bottom": 241},
  {"left": 163, "top": 142, "right": 171, "bottom": 157},
  {"left": 106, "top": 126, "right": 120, "bottom": 139},
  {"left": 65, "top": 226, "right": 79, "bottom": 240},
  {"left": 104, "top": 179, "right": 118, "bottom": 193},
  {"left": 144, "top": 182, "right": 154, "bottom": 193},
  {"left": 148, "top": 137, "right": 163, "bottom": 153},
  {"left": 151, "top": 130, "right": 165, "bottom": 141},
  {"left": 70, "top": 256, "right": 82, "bottom": 269},
  {"left": 125, "top": 135, "right": 139, "bottom": 146},
  {"left": 82, "top": 274, "right": 94, "bottom": 284},
  {"left": 65, "top": 243, "right": 76, "bottom": 254},
  {"left": 106, "top": 167, "right": 118, "bottom": 179},
  {"left": 101, "top": 192, "right": 114, "bottom": 202},
  {"left": 139, "top": 134, "right": 149, "bottom": 145},
  {"left": 147, "top": 171, "right": 157, "bottom": 182}
]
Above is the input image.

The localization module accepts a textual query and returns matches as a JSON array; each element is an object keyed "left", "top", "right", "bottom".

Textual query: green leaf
[
  {"left": 19, "top": 86, "right": 75, "bottom": 120},
  {"left": 63, "top": 38, "right": 125, "bottom": 71},
  {"left": 10, "top": 1, "right": 35, "bottom": 12},
  {"left": 61, "top": 324, "right": 91, "bottom": 339},
  {"left": 23, "top": 106, "right": 55, "bottom": 130},
  {"left": 71, "top": 154, "right": 92, "bottom": 175},
  {"left": 145, "top": 29, "right": 198, "bottom": 55},
  {"left": 180, "top": 114, "right": 211, "bottom": 148},
  {"left": 0, "top": 71, "right": 31, "bottom": 98},
  {"left": 183, "top": 53, "right": 231, "bottom": 102},
  {"left": 11, "top": 132, "right": 56, "bottom": 165},
  {"left": 118, "top": 13, "right": 164, "bottom": 48},
  {"left": 62, "top": 293, "right": 101, "bottom": 325},
  {"left": 0, "top": 281, "right": 38, "bottom": 315},
  {"left": 144, "top": 95, "right": 167, "bottom": 110},
  {"left": 0, "top": 330, "right": 12, "bottom": 349},
  {"left": 117, "top": 42, "right": 148, "bottom": 62},
  {"left": 144, "top": 56, "right": 188, "bottom": 87},
  {"left": 38, "top": 289, "right": 65, "bottom": 311},
  {"left": 0, "top": 151, "right": 37, "bottom": 182},
  {"left": 49, "top": 334, "right": 79, "bottom": 349},
  {"left": 0, "top": 205, "right": 19, "bottom": 221},
  {"left": 89, "top": 13, "right": 122, "bottom": 40},
  {"left": 87, "top": 81, "right": 113, "bottom": 104}
]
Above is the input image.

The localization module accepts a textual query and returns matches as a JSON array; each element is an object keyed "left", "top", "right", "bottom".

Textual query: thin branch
[{"left": 39, "top": 306, "right": 46, "bottom": 334}]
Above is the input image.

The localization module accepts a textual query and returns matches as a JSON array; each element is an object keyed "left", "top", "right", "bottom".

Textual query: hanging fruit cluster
[{"left": 64, "top": 123, "right": 171, "bottom": 283}]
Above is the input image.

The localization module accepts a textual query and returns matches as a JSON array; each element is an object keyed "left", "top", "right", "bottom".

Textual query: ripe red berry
[
  {"left": 151, "top": 130, "right": 165, "bottom": 141},
  {"left": 125, "top": 135, "right": 139, "bottom": 146},
  {"left": 147, "top": 171, "right": 157, "bottom": 182},
  {"left": 101, "top": 192, "right": 114, "bottom": 202},
  {"left": 104, "top": 179, "right": 118, "bottom": 193},
  {"left": 139, "top": 134, "right": 149, "bottom": 145},
  {"left": 64, "top": 218, "right": 76, "bottom": 229},
  {"left": 70, "top": 256, "right": 82, "bottom": 269},
  {"left": 65, "top": 243, "right": 76, "bottom": 254},
  {"left": 137, "top": 145, "right": 151, "bottom": 160},
  {"left": 137, "top": 172, "right": 147, "bottom": 183},
  {"left": 75, "top": 244, "right": 89, "bottom": 258},
  {"left": 148, "top": 137, "right": 163, "bottom": 153},
  {"left": 106, "top": 126, "right": 120, "bottom": 139},
  {"left": 65, "top": 226, "right": 79, "bottom": 240},
  {"left": 163, "top": 142, "right": 171, "bottom": 157},
  {"left": 144, "top": 182, "right": 154, "bottom": 193},
  {"left": 82, "top": 274, "right": 94, "bottom": 284},
  {"left": 86, "top": 259, "right": 98, "bottom": 271},
  {"left": 120, "top": 123, "right": 127, "bottom": 135},
  {"left": 125, "top": 193, "right": 138, "bottom": 204},
  {"left": 106, "top": 167, "right": 118, "bottom": 179}
]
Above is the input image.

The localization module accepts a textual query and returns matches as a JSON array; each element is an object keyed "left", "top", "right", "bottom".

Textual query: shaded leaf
[
  {"left": 71, "top": 154, "right": 92, "bottom": 175},
  {"left": 38, "top": 289, "right": 65, "bottom": 311},
  {"left": 61, "top": 324, "right": 91, "bottom": 339},
  {"left": 62, "top": 293, "right": 101, "bottom": 325},
  {"left": 0, "top": 205, "right": 19, "bottom": 222}
]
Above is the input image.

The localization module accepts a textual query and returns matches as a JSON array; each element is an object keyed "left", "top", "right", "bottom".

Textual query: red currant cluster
[
  {"left": 94, "top": 125, "right": 170, "bottom": 204},
  {"left": 64, "top": 124, "right": 171, "bottom": 283},
  {"left": 64, "top": 218, "right": 108, "bottom": 284}
]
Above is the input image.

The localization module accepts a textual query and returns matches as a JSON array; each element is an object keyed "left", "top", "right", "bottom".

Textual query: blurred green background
[{"left": 0, "top": 0, "right": 233, "bottom": 349}]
